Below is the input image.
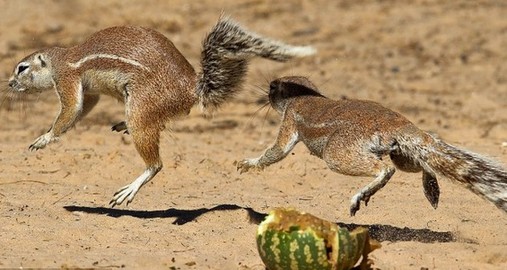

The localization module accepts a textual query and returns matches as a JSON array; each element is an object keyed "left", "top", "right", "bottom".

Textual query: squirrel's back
[
  {"left": 66, "top": 26, "right": 195, "bottom": 74},
  {"left": 62, "top": 26, "right": 198, "bottom": 118},
  {"left": 290, "top": 97, "right": 413, "bottom": 132},
  {"left": 287, "top": 96, "right": 417, "bottom": 157}
]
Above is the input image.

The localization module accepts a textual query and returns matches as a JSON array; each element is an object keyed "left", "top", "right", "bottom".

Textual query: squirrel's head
[
  {"left": 268, "top": 76, "right": 324, "bottom": 113},
  {"left": 8, "top": 51, "right": 55, "bottom": 93}
]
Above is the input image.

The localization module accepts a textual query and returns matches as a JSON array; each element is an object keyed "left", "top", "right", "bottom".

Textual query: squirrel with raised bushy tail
[
  {"left": 237, "top": 76, "right": 507, "bottom": 216},
  {"left": 7, "top": 17, "right": 315, "bottom": 207}
]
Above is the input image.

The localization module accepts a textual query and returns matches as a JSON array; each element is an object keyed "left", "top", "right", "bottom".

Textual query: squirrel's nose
[{"left": 8, "top": 80, "right": 17, "bottom": 88}]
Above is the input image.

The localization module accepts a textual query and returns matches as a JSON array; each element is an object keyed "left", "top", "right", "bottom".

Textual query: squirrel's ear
[{"left": 38, "top": 55, "right": 47, "bottom": 68}]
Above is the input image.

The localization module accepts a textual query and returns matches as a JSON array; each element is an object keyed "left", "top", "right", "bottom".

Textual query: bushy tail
[
  {"left": 400, "top": 132, "right": 507, "bottom": 212},
  {"left": 196, "top": 16, "right": 316, "bottom": 112}
]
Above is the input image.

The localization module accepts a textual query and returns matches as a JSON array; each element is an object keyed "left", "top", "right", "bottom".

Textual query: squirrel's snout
[
  {"left": 8, "top": 79, "right": 17, "bottom": 88},
  {"left": 8, "top": 79, "right": 25, "bottom": 92}
]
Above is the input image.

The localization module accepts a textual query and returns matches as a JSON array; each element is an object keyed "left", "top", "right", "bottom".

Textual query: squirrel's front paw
[
  {"left": 235, "top": 158, "right": 263, "bottom": 174},
  {"left": 29, "top": 132, "right": 58, "bottom": 151}
]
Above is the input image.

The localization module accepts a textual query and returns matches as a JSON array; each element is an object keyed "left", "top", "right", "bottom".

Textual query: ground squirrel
[
  {"left": 7, "top": 17, "right": 315, "bottom": 207},
  {"left": 237, "top": 76, "right": 507, "bottom": 216}
]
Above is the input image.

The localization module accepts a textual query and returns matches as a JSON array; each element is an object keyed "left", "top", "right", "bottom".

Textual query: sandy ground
[{"left": 1, "top": 0, "right": 506, "bottom": 269}]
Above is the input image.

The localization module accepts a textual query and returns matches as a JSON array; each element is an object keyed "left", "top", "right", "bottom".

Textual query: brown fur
[
  {"left": 237, "top": 76, "right": 507, "bottom": 216},
  {"left": 8, "top": 18, "right": 314, "bottom": 207}
]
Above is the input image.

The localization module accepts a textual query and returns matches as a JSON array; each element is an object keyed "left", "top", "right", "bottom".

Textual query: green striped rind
[
  {"left": 256, "top": 226, "right": 332, "bottom": 270},
  {"left": 256, "top": 209, "right": 380, "bottom": 270},
  {"left": 336, "top": 227, "right": 368, "bottom": 270}
]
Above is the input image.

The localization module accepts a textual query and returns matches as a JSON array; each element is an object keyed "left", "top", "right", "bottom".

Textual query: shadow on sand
[{"left": 64, "top": 204, "right": 455, "bottom": 243}]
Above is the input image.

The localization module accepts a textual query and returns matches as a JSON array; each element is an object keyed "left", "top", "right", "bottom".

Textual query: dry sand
[{"left": 0, "top": 0, "right": 506, "bottom": 269}]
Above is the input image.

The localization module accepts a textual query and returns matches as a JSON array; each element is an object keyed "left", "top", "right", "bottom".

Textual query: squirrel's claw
[
  {"left": 110, "top": 184, "right": 134, "bottom": 207},
  {"left": 235, "top": 158, "right": 263, "bottom": 174},
  {"left": 29, "top": 132, "right": 57, "bottom": 151},
  {"left": 350, "top": 193, "right": 373, "bottom": 216}
]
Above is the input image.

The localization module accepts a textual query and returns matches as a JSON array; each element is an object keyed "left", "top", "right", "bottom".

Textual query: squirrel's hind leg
[
  {"left": 79, "top": 94, "right": 100, "bottom": 120},
  {"left": 390, "top": 148, "right": 440, "bottom": 209},
  {"left": 110, "top": 166, "right": 161, "bottom": 207},
  {"left": 349, "top": 166, "right": 395, "bottom": 216},
  {"left": 323, "top": 134, "right": 397, "bottom": 216},
  {"left": 109, "top": 104, "right": 164, "bottom": 207},
  {"left": 422, "top": 170, "right": 439, "bottom": 209}
]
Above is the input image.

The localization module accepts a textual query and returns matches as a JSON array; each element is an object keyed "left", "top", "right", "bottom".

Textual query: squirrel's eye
[
  {"left": 16, "top": 64, "right": 29, "bottom": 75},
  {"left": 269, "top": 82, "right": 277, "bottom": 92}
]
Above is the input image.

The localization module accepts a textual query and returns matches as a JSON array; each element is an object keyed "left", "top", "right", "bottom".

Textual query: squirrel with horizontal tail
[
  {"left": 237, "top": 76, "right": 507, "bottom": 216},
  {"left": 7, "top": 17, "right": 315, "bottom": 207}
]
